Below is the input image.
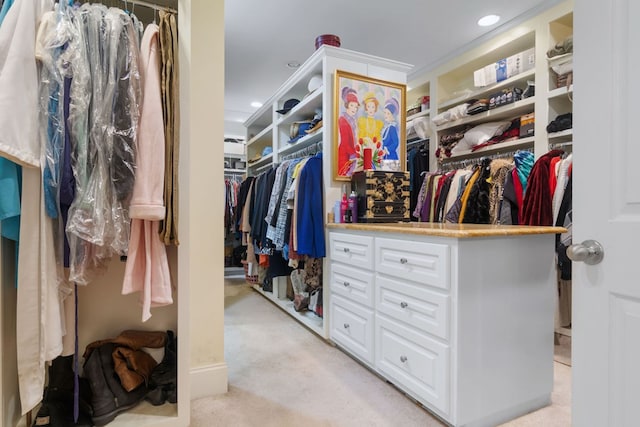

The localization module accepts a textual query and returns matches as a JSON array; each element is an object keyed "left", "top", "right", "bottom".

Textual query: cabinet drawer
[
  {"left": 376, "top": 275, "right": 450, "bottom": 340},
  {"left": 330, "top": 263, "right": 374, "bottom": 308},
  {"left": 375, "top": 237, "right": 449, "bottom": 290},
  {"left": 330, "top": 295, "right": 375, "bottom": 366},
  {"left": 329, "top": 232, "right": 374, "bottom": 270},
  {"left": 376, "top": 314, "right": 450, "bottom": 416}
]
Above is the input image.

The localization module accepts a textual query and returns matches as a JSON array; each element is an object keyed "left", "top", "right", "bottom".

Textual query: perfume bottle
[{"left": 340, "top": 185, "right": 349, "bottom": 223}]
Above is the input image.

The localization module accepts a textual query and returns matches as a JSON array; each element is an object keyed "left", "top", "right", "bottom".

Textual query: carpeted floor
[{"left": 190, "top": 278, "right": 572, "bottom": 427}]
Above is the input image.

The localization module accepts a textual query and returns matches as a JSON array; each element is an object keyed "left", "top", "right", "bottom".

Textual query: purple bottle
[{"left": 348, "top": 191, "right": 358, "bottom": 223}]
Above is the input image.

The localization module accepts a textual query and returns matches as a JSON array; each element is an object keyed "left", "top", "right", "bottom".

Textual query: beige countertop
[{"left": 326, "top": 222, "right": 567, "bottom": 238}]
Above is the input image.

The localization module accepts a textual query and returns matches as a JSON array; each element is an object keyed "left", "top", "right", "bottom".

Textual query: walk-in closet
[{"left": 0, "top": 1, "right": 226, "bottom": 426}]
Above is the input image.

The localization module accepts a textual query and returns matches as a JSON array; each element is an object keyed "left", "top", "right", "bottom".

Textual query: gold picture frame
[{"left": 333, "top": 70, "right": 406, "bottom": 181}]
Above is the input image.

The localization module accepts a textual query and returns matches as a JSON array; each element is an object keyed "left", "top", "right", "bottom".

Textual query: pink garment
[{"left": 123, "top": 24, "right": 172, "bottom": 322}]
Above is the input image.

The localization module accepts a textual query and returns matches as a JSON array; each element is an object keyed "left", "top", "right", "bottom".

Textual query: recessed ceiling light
[
  {"left": 287, "top": 61, "right": 301, "bottom": 69},
  {"left": 250, "top": 101, "right": 263, "bottom": 108},
  {"left": 478, "top": 14, "right": 500, "bottom": 27}
]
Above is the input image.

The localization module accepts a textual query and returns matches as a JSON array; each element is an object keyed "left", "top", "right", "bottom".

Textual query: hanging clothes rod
[{"left": 121, "top": 0, "right": 177, "bottom": 13}]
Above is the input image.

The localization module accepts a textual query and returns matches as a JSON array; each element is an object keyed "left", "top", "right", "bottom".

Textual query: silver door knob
[{"left": 567, "top": 240, "right": 604, "bottom": 265}]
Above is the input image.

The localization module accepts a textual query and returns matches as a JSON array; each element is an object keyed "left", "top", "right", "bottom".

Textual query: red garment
[
  {"left": 337, "top": 115, "right": 356, "bottom": 174},
  {"left": 521, "top": 150, "right": 564, "bottom": 225},
  {"left": 512, "top": 168, "right": 524, "bottom": 223},
  {"left": 548, "top": 156, "right": 561, "bottom": 196}
]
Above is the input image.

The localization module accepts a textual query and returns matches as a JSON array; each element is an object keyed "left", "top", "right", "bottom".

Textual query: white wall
[{"left": 179, "top": 0, "right": 228, "bottom": 399}]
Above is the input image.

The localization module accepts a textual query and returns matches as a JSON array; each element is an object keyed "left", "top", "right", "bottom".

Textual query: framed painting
[{"left": 333, "top": 70, "right": 406, "bottom": 181}]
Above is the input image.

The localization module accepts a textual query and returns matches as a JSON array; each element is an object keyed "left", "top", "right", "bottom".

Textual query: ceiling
[
  {"left": 139, "top": 0, "right": 562, "bottom": 137},
  {"left": 223, "top": 0, "right": 563, "bottom": 138}
]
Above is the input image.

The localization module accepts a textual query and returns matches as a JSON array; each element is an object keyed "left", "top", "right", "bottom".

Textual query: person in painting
[
  {"left": 357, "top": 92, "right": 384, "bottom": 142},
  {"left": 338, "top": 87, "right": 360, "bottom": 176},
  {"left": 382, "top": 97, "right": 400, "bottom": 160}
]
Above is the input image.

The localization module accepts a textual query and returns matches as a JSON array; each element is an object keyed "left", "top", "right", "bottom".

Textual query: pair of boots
[
  {"left": 83, "top": 330, "right": 177, "bottom": 426},
  {"left": 31, "top": 355, "right": 93, "bottom": 427}
]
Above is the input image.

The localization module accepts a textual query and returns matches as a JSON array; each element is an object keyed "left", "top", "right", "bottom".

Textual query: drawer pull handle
[
  {"left": 400, "top": 302, "right": 408, "bottom": 309},
  {"left": 343, "top": 281, "right": 350, "bottom": 287},
  {"left": 400, "top": 355, "right": 408, "bottom": 363},
  {"left": 343, "top": 247, "right": 350, "bottom": 253},
  {"left": 343, "top": 323, "right": 350, "bottom": 329},
  {"left": 400, "top": 258, "right": 408, "bottom": 264}
]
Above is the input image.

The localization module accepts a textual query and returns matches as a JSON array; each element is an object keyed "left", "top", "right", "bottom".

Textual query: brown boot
[{"left": 113, "top": 346, "right": 158, "bottom": 392}]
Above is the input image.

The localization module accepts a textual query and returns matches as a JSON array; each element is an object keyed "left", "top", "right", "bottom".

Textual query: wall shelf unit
[
  {"left": 243, "top": 45, "right": 411, "bottom": 339},
  {"left": 405, "top": 0, "right": 573, "bottom": 171}
]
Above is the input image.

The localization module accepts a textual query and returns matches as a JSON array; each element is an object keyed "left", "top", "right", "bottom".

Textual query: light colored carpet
[{"left": 190, "top": 279, "right": 571, "bottom": 427}]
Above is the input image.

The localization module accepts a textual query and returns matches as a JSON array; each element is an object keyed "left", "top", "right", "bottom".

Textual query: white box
[
  {"left": 474, "top": 68, "right": 486, "bottom": 87},
  {"left": 484, "top": 64, "right": 497, "bottom": 85},
  {"left": 522, "top": 47, "right": 535, "bottom": 71},
  {"left": 507, "top": 48, "right": 536, "bottom": 78}
]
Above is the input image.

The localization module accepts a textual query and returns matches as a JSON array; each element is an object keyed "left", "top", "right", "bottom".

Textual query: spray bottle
[{"left": 348, "top": 190, "right": 358, "bottom": 223}]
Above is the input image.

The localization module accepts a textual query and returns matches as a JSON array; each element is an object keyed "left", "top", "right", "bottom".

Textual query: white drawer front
[
  {"left": 376, "top": 275, "right": 450, "bottom": 340},
  {"left": 330, "top": 263, "right": 375, "bottom": 308},
  {"left": 329, "top": 232, "right": 374, "bottom": 270},
  {"left": 376, "top": 314, "right": 450, "bottom": 416},
  {"left": 330, "top": 295, "right": 375, "bottom": 366},
  {"left": 375, "top": 237, "right": 449, "bottom": 290}
]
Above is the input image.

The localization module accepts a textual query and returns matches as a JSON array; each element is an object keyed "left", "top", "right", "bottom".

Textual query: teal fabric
[
  {"left": 0, "top": 157, "right": 21, "bottom": 287},
  {"left": 0, "top": 0, "right": 15, "bottom": 26},
  {"left": 0, "top": 157, "right": 21, "bottom": 241},
  {"left": 513, "top": 150, "right": 535, "bottom": 194}
]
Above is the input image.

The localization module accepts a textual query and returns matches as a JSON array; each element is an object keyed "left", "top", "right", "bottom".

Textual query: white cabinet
[
  {"left": 328, "top": 224, "right": 560, "bottom": 427},
  {"left": 244, "top": 46, "right": 411, "bottom": 339},
  {"left": 376, "top": 275, "right": 450, "bottom": 341},
  {"left": 376, "top": 314, "right": 450, "bottom": 415},
  {"left": 328, "top": 233, "right": 376, "bottom": 367},
  {"left": 330, "top": 295, "right": 375, "bottom": 367},
  {"left": 375, "top": 237, "right": 449, "bottom": 290}
]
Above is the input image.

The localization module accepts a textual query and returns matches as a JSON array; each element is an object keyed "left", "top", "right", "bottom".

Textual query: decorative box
[
  {"left": 351, "top": 171, "right": 410, "bottom": 223},
  {"left": 488, "top": 87, "right": 523, "bottom": 109},
  {"left": 520, "top": 113, "right": 535, "bottom": 137}
]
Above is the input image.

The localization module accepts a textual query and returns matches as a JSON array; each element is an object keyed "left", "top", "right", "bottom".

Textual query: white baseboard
[{"left": 190, "top": 362, "right": 228, "bottom": 400}]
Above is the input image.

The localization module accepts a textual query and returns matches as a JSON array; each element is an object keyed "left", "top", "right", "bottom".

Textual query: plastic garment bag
[{"left": 65, "top": 4, "right": 141, "bottom": 284}]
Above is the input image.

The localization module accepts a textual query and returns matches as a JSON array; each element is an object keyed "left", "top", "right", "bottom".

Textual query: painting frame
[{"left": 333, "top": 70, "right": 406, "bottom": 181}]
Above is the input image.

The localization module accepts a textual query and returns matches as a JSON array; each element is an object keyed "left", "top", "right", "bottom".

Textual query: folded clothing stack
[{"left": 546, "top": 112, "right": 572, "bottom": 133}]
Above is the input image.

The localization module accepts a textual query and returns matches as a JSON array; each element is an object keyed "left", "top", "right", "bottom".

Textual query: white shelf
[
  {"left": 276, "top": 88, "right": 323, "bottom": 127},
  {"left": 548, "top": 129, "right": 573, "bottom": 147},
  {"left": 279, "top": 128, "right": 323, "bottom": 157},
  {"left": 438, "top": 69, "right": 535, "bottom": 111},
  {"left": 548, "top": 128, "right": 573, "bottom": 140},
  {"left": 247, "top": 124, "right": 273, "bottom": 146},
  {"left": 442, "top": 136, "right": 535, "bottom": 162},
  {"left": 547, "top": 52, "right": 573, "bottom": 68},
  {"left": 252, "top": 285, "right": 324, "bottom": 337},
  {"left": 548, "top": 85, "right": 573, "bottom": 99},
  {"left": 247, "top": 153, "right": 273, "bottom": 170},
  {"left": 224, "top": 168, "right": 246, "bottom": 174},
  {"left": 407, "top": 109, "right": 430, "bottom": 121},
  {"left": 436, "top": 97, "right": 536, "bottom": 132}
]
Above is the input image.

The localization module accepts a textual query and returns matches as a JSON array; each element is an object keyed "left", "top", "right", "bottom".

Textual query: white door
[{"left": 573, "top": 1, "right": 640, "bottom": 426}]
